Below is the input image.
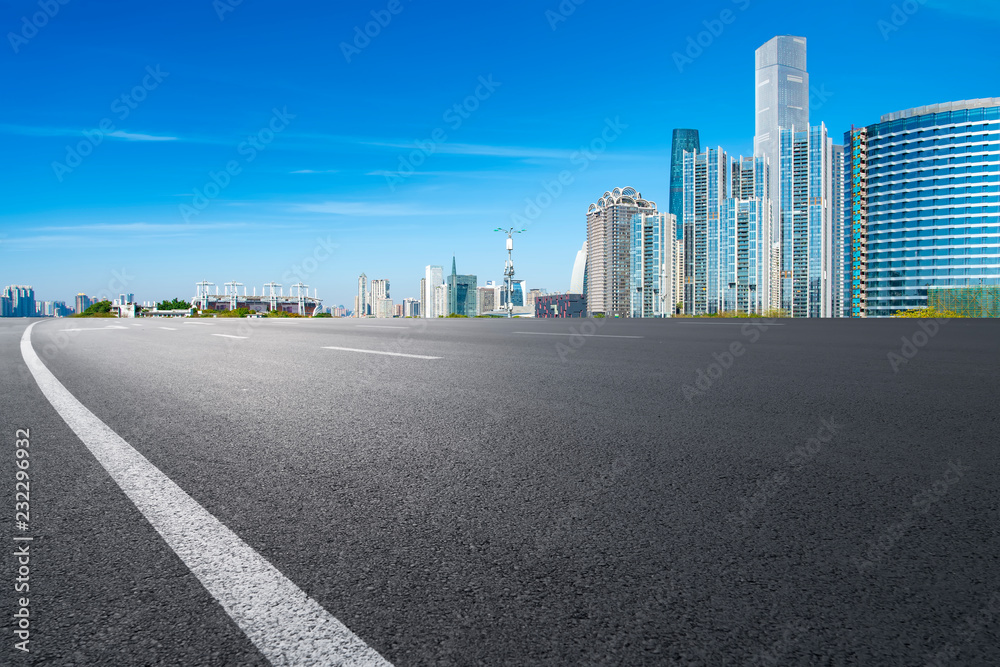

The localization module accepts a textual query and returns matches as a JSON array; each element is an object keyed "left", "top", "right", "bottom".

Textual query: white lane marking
[
  {"left": 60, "top": 325, "right": 129, "bottom": 332},
  {"left": 20, "top": 323, "right": 391, "bottom": 667},
  {"left": 322, "top": 346, "right": 440, "bottom": 360},
  {"left": 512, "top": 332, "right": 644, "bottom": 339},
  {"left": 183, "top": 321, "right": 215, "bottom": 326},
  {"left": 356, "top": 325, "right": 409, "bottom": 330},
  {"left": 159, "top": 327, "right": 178, "bottom": 331},
  {"left": 676, "top": 322, "right": 786, "bottom": 325},
  {"left": 211, "top": 334, "right": 247, "bottom": 339},
  {"left": 130, "top": 324, "right": 142, "bottom": 327}
]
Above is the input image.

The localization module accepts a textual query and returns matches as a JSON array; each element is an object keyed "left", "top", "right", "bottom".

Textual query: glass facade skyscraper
[
  {"left": 846, "top": 99, "right": 1000, "bottom": 317},
  {"left": 447, "top": 257, "right": 478, "bottom": 317},
  {"left": 754, "top": 35, "right": 809, "bottom": 239},
  {"left": 670, "top": 129, "right": 700, "bottom": 241}
]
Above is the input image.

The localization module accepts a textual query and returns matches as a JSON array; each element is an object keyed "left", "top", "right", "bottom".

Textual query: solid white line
[
  {"left": 211, "top": 334, "right": 247, "bottom": 339},
  {"left": 512, "top": 332, "right": 644, "bottom": 339},
  {"left": 322, "top": 346, "right": 440, "bottom": 360},
  {"left": 356, "top": 325, "right": 408, "bottom": 329},
  {"left": 20, "top": 323, "right": 390, "bottom": 667}
]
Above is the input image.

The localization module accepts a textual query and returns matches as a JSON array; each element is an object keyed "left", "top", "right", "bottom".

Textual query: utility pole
[{"left": 494, "top": 227, "right": 524, "bottom": 318}]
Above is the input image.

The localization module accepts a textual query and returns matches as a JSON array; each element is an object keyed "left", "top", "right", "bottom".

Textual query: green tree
[{"left": 157, "top": 298, "right": 192, "bottom": 310}]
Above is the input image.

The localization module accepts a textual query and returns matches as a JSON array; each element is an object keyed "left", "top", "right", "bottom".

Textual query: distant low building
[{"left": 535, "top": 294, "right": 587, "bottom": 318}]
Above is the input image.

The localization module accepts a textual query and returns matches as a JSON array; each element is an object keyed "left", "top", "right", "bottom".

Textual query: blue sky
[{"left": 2, "top": 0, "right": 999, "bottom": 307}]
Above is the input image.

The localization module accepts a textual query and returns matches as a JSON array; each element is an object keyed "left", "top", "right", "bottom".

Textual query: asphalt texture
[{"left": 2, "top": 316, "right": 999, "bottom": 666}]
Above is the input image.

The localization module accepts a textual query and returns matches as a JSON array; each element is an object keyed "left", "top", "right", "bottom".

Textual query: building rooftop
[{"left": 880, "top": 98, "right": 1000, "bottom": 123}]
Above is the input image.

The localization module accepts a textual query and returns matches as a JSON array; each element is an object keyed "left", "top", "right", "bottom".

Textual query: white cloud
[{"left": 107, "top": 131, "right": 178, "bottom": 142}]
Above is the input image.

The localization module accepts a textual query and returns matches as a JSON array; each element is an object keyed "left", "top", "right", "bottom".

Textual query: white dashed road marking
[
  {"left": 512, "top": 332, "right": 644, "bottom": 339},
  {"left": 356, "top": 326, "right": 409, "bottom": 329},
  {"left": 211, "top": 334, "right": 248, "bottom": 339},
  {"left": 20, "top": 323, "right": 391, "bottom": 667},
  {"left": 60, "top": 325, "right": 129, "bottom": 332},
  {"left": 322, "top": 346, "right": 441, "bottom": 360}
]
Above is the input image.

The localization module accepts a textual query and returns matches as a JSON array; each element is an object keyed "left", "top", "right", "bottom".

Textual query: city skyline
[{"left": 2, "top": 1, "right": 999, "bottom": 308}]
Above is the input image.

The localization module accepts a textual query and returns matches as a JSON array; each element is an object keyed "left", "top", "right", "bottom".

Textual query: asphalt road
[{"left": 2, "top": 315, "right": 999, "bottom": 666}]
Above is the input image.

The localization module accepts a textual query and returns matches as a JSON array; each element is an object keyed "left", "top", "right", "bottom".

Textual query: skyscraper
[
  {"left": 586, "top": 187, "right": 656, "bottom": 317},
  {"left": 778, "top": 124, "right": 835, "bottom": 318},
  {"left": 630, "top": 212, "right": 677, "bottom": 318},
  {"left": 424, "top": 265, "right": 443, "bottom": 318},
  {"left": 682, "top": 150, "right": 728, "bottom": 315},
  {"left": 723, "top": 156, "right": 773, "bottom": 314},
  {"left": 447, "top": 257, "right": 478, "bottom": 317},
  {"left": 831, "top": 143, "right": 849, "bottom": 318},
  {"left": 846, "top": 99, "right": 1000, "bottom": 316},
  {"left": 355, "top": 273, "right": 367, "bottom": 317},
  {"left": 419, "top": 278, "right": 427, "bottom": 318},
  {"left": 2, "top": 285, "right": 36, "bottom": 318},
  {"left": 370, "top": 279, "right": 391, "bottom": 318},
  {"left": 670, "top": 129, "right": 700, "bottom": 240},
  {"left": 754, "top": 35, "right": 809, "bottom": 226}
]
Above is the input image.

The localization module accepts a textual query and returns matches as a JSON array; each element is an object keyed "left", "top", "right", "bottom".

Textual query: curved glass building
[{"left": 847, "top": 99, "right": 1000, "bottom": 317}]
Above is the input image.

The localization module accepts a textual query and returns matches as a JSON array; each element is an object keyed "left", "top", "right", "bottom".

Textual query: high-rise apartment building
[
  {"left": 831, "top": 143, "right": 849, "bottom": 318},
  {"left": 722, "top": 156, "right": 773, "bottom": 314},
  {"left": 355, "top": 273, "right": 368, "bottom": 317},
  {"left": 778, "top": 124, "right": 835, "bottom": 318},
  {"left": 433, "top": 283, "right": 449, "bottom": 318},
  {"left": 75, "top": 293, "right": 94, "bottom": 314},
  {"left": 423, "top": 266, "right": 443, "bottom": 318},
  {"left": 2, "top": 285, "right": 36, "bottom": 318},
  {"left": 670, "top": 129, "right": 701, "bottom": 241},
  {"left": 586, "top": 187, "right": 656, "bottom": 317},
  {"left": 683, "top": 150, "right": 728, "bottom": 314},
  {"left": 369, "top": 279, "right": 390, "bottom": 318},
  {"left": 630, "top": 212, "right": 677, "bottom": 318},
  {"left": 403, "top": 298, "right": 420, "bottom": 318},
  {"left": 419, "top": 278, "right": 427, "bottom": 318},
  {"left": 846, "top": 99, "right": 1000, "bottom": 316},
  {"left": 477, "top": 286, "right": 496, "bottom": 315}
]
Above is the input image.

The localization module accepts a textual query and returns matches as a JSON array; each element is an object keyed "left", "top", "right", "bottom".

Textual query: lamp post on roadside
[{"left": 494, "top": 227, "right": 524, "bottom": 318}]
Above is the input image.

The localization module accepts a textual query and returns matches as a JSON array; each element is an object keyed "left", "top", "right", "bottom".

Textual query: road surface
[{"left": 2, "top": 316, "right": 998, "bottom": 665}]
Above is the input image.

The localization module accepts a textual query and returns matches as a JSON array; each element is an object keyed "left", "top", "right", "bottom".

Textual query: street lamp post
[{"left": 494, "top": 227, "right": 524, "bottom": 318}]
